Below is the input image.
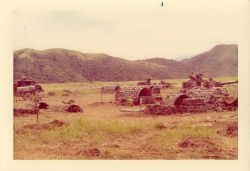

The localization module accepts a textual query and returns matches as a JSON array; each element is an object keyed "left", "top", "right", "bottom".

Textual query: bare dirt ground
[{"left": 13, "top": 79, "right": 238, "bottom": 160}]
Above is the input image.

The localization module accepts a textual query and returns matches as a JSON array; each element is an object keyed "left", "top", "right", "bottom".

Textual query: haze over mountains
[{"left": 14, "top": 44, "right": 238, "bottom": 83}]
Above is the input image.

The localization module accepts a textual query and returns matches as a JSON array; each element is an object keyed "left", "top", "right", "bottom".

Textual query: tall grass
[
  {"left": 38, "top": 119, "right": 148, "bottom": 145},
  {"left": 155, "top": 124, "right": 215, "bottom": 149},
  {"left": 160, "top": 125, "right": 214, "bottom": 139}
]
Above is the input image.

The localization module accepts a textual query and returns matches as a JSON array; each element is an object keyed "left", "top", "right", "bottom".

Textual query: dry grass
[{"left": 14, "top": 77, "right": 238, "bottom": 159}]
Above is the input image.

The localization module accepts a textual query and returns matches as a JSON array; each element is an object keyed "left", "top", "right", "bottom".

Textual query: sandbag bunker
[
  {"left": 14, "top": 100, "right": 83, "bottom": 115},
  {"left": 39, "top": 99, "right": 83, "bottom": 113},
  {"left": 115, "top": 86, "right": 162, "bottom": 105}
]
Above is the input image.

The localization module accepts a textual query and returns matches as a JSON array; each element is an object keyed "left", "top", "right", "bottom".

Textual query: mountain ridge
[{"left": 14, "top": 44, "right": 238, "bottom": 83}]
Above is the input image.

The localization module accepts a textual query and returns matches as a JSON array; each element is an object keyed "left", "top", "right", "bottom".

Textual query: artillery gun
[
  {"left": 182, "top": 72, "right": 238, "bottom": 89},
  {"left": 145, "top": 77, "right": 238, "bottom": 115},
  {"left": 137, "top": 79, "right": 151, "bottom": 86},
  {"left": 203, "top": 80, "right": 238, "bottom": 88},
  {"left": 158, "top": 80, "right": 172, "bottom": 88},
  {"left": 138, "top": 79, "right": 172, "bottom": 88},
  {"left": 182, "top": 72, "right": 204, "bottom": 89}
]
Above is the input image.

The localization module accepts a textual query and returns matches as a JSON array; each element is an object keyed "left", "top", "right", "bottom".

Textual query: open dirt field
[{"left": 14, "top": 78, "right": 238, "bottom": 159}]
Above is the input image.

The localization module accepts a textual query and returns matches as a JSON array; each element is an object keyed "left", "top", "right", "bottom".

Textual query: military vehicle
[
  {"left": 14, "top": 78, "right": 44, "bottom": 100},
  {"left": 14, "top": 78, "right": 44, "bottom": 115},
  {"left": 158, "top": 80, "right": 172, "bottom": 88},
  {"left": 145, "top": 86, "right": 238, "bottom": 115},
  {"left": 145, "top": 73, "right": 238, "bottom": 115},
  {"left": 182, "top": 72, "right": 237, "bottom": 89},
  {"left": 182, "top": 72, "right": 204, "bottom": 89},
  {"left": 137, "top": 79, "right": 172, "bottom": 88},
  {"left": 203, "top": 80, "right": 238, "bottom": 88},
  {"left": 137, "top": 79, "right": 151, "bottom": 86}
]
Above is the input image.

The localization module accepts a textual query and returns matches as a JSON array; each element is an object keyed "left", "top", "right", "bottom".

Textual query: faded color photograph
[{"left": 13, "top": 0, "right": 238, "bottom": 159}]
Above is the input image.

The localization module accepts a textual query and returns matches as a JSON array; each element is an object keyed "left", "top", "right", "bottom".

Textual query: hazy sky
[{"left": 13, "top": 0, "right": 239, "bottom": 60}]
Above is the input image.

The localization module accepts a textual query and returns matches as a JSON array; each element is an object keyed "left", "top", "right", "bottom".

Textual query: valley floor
[
  {"left": 14, "top": 101, "right": 238, "bottom": 160},
  {"left": 14, "top": 79, "right": 238, "bottom": 159}
]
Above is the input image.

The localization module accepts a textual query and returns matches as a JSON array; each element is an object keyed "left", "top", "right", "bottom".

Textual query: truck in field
[{"left": 14, "top": 78, "right": 44, "bottom": 100}]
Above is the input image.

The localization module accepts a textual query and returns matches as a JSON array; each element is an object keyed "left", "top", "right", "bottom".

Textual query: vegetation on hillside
[{"left": 14, "top": 44, "right": 237, "bottom": 83}]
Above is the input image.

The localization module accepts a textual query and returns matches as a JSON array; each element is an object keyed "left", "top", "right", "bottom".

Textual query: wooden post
[
  {"left": 100, "top": 88, "right": 103, "bottom": 104},
  {"left": 36, "top": 112, "right": 39, "bottom": 123},
  {"left": 35, "top": 100, "right": 39, "bottom": 123}
]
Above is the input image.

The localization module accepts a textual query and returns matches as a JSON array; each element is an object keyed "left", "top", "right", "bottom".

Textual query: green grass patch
[
  {"left": 161, "top": 125, "right": 214, "bottom": 139},
  {"left": 75, "top": 119, "right": 143, "bottom": 135},
  {"left": 155, "top": 124, "right": 215, "bottom": 149},
  {"left": 37, "top": 119, "right": 149, "bottom": 145}
]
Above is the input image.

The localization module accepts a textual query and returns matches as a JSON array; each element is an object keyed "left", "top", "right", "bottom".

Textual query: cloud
[{"left": 13, "top": 0, "right": 239, "bottom": 60}]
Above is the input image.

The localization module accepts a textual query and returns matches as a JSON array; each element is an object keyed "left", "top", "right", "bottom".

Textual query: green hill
[
  {"left": 142, "top": 44, "right": 237, "bottom": 78},
  {"left": 14, "top": 44, "right": 238, "bottom": 83},
  {"left": 180, "top": 44, "right": 238, "bottom": 77}
]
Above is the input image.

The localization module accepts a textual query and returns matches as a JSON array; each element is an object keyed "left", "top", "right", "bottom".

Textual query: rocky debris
[
  {"left": 110, "top": 144, "right": 120, "bottom": 148},
  {"left": 77, "top": 148, "right": 101, "bottom": 157},
  {"left": 224, "top": 122, "right": 238, "bottom": 137},
  {"left": 14, "top": 128, "right": 27, "bottom": 135},
  {"left": 62, "top": 99, "right": 75, "bottom": 104},
  {"left": 119, "top": 108, "right": 143, "bottom": 113},
  {"left": 47, "top": 91, "right": 56, "bottom": 96},
  {"left": 178, "top": 139, "right": 199, "bottom": 148},
  {"left": 61, "top": 89, "right": 72, "bottom": 96},
  {"left": 62, "top": 89, "right": 72, "bottom": 94},
  {"left": 85, "top": 148, "right": 101, "bottom": 157},
  {"left": 178, "top": 138, "right": 222, "bottom": 153}
]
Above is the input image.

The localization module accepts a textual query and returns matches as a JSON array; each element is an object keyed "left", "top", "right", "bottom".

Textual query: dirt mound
[
  {"left": 76, "top": 148, "right": 101, "bottom": 157},
  {"left": 48, "top": 91, "right": 56, "bottom": 96},
  {"left": 177, "top": 138, "right": 230, "bottom": 159},
  {"left": 224, "top": 122, "right": 238, "bottom": 137},
  {"left": 14, "top": 128, "right": 27, "bottom": 135},
  {"left": 62, "top": 89, "right": 72, "bottom": 94},
  {"left": 178, "top": 139, "right": 199, "bottom": 148},
  {"left": 14, "top": 113, "right": 30, "bottom": 117},
  {"left": 154, "top": 123, "right": 167, "bottom": 130},
  {"left": 178, "top": 138, "right": 221, "bottom": 150},
  {"left": 23, "top": 120, "right": 66, "bottom": 130},
  {"left": 37, "top": 102, "right": 49, "bottom": 109},
  {"left": 66, "top": 105, "right": 83, "bottom": 113},
  {"left": 177, "top": 138, "right": 234, "bottom": 159}
]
